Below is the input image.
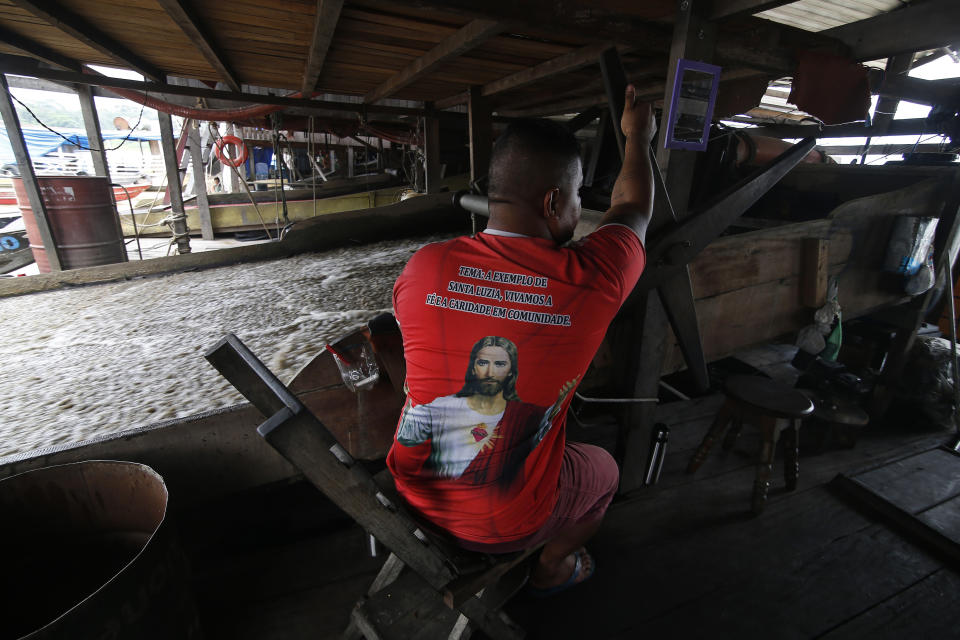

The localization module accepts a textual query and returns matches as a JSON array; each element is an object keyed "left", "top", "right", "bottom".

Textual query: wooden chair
[
  {"left": 686, "top": 375, "right": 814, "bottom": 514},
  {"left": 204, "top": 332, "right": 535, "bottom": 640}
]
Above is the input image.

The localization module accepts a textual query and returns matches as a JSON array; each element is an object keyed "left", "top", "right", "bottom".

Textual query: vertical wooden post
[
  {"left": 800, "top": 238, "right": 829, "bottom": 308},
  {"left": 76, "top": 84, "right": 109, "bottom": 178},
  {"left": 467, "top": 86, "right": 492, "bottom": 185},
  {"left": 188, "top": 121, "right": 214, "bottom": 240},
  {"left": 610, "top": 0, "right": 717, "bottom": 494},
  {"left": 77, "top": 83, "right": 127, "bottom": 262},
  {"left": 0, "top": 74, "right": 62, "bottom": 271},
  {"left": 423, "top": 107, "right": 441, "bottom": 194},
  {"left": 158, "top": 111, "right": 191, "bottom": 254},
  {"left": 347, "top": 145, "right": 355, "bottom": 179},
  {"left": 656, "top": 0, "right": 717, "bottom": 219},
  {"left": 377, "top": 138, "right": 384, "bottom": 171}
]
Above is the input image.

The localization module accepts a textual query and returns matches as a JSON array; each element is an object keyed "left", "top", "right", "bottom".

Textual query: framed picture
[{"left": 664, "top": 59, "right": 722, "bottom": 151}]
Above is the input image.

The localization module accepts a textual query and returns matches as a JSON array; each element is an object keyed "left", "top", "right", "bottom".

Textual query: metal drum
[
  {"left": 13, "top": 176, "right": 127, "bottom": 272},
  {"left": 0, "top": 461, "right": 202, "bottom": 639}
]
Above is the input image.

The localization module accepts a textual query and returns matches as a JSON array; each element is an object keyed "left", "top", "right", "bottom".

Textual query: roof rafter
[
  {"left": 481, "top": 42, "right": 624, "bottom": 99},
  {"left": 8, "top": 0, "right": 164, "bottom": 81},
  {"left": 709, "top": 0, "right": 798, "bottom": 21},
  {"left": 825, "top": 0, "right": 960, "bottom": 62},
  {"left": 363, "top": 19, "right": 505, "bottom": 104},
  {"left": 0, "top": 53, "right": 462, "bottom": 120},
  {"left": 385, "top": 0, "right": 815, "bottom": 77},
  {"left": 0, "top": 25, "right": 82, "bottom": 72},
  {"left": 155, "top": 0, "right": 241, "bottom": 92},
  {"left": 302, "top": 0, "right": 346, "bottom": 96}
]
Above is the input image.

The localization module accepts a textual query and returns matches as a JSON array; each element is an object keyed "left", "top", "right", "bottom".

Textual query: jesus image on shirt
[{"left": 395, "top": 336, "right": 576, "bottom": 491}]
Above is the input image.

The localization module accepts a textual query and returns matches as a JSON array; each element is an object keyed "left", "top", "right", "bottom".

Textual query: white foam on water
[{"left": 0, "top": 232, "right": 455, "bottom": 458}]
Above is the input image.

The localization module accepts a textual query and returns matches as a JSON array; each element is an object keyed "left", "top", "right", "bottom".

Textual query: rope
[{"left": 163, "top": 211, "right": 190, "bottom": 256}]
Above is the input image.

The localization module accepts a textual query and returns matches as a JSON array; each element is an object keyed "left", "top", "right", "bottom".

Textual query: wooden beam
[
  {"left": 743, "top": 117, "right": 936, "bottom": 139},
  {"left": 825, "top": 0, "right": 960, "bottom": 62},
  {"left": 302, "top": 0, "right": 345, "bottom": 95},
  {"left": 0, "top": 73, "right": 61, "bottom": 270},
  {"left": 385, "top": 0, "right": 672, "bottom": 53},
  {"left": 709, "top": 0, "right": 797, "bottom": 21},
  {"left": 657, "top": 0, "right": 717, "bottom": 219},
  {"left": 385, "top": 0, "right": 811, "bottom": 75},
  {"left": 857, "top": 53, "right": 914, "bottom": 159},
  {"left": 498, "top": 94, "right": 608, "bottom": 119},
  {"left": 467, "top": 85, "right": 491, "bottom": 184},
  {"left": 565, "top": 107, "right": 601, "bottom": 133},
  {"left": 76, "top": 84, "right": 108, "bottom": 178},
  {"left": 481, "top": 42, "right": 615, "bottom": 98},
  {"left": 819, "top": 143, "right": 951, "bottom": 157},
  {"left": 8, "top": 0, "right": 164, "bottom": 81},
  {"left": 187, "top": 121, "right": 214, "bottom": 240},
  {"left": 435, "top": 91, "right": 469, "bottom": 110},
  {"left": 0, "top": 25, "right": 81, "bottom": 71},
  {"left": 423, "top": 111, "right": 441, "bottom": 194},
  {"left": 158, "top": 112, "right": 191, "bottom": 254},
  {"left": 0, "top": 54, "right": 442, "bottom": 119},
  {"left": 878, "top": 75, "right": 960, "bottom": 108},
  {"left": 619, "top": 0, "right": 717, "bottom": 494},
  {"left": 364, "top": 19, "right": 504, "bottom": 104},
  {"left": 77, "top": 83, "right": 128, "bottom": 264},
  {"left": 155, "top": 0, "right": 241, "bottom": 92}
]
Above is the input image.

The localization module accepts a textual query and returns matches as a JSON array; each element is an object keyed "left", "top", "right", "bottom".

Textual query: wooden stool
[{"left": 686, "top": 375, "right": 814, "bottom": 514}]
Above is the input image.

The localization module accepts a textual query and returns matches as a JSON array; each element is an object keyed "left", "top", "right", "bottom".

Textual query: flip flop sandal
[{"left": 526, "top": 549, "right": 595, "bottom": 598}]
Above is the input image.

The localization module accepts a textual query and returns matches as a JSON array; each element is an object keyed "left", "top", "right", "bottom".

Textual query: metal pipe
[{"left": 455, "top": 191, "right": 490, "bottom": 217}]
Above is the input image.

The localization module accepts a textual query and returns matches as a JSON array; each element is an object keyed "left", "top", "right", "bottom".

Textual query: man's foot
[{"left": 527, "top": 548, "right": 595, "bottom": 597}]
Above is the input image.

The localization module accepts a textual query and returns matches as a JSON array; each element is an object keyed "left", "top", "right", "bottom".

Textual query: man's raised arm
[{"left": 599, "top": 84, "right": 657, "bottom": 244}]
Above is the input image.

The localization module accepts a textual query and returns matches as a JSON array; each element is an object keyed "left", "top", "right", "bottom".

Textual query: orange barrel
[{"left": 12, "top": 176, "right": 127, "bottom": 272}]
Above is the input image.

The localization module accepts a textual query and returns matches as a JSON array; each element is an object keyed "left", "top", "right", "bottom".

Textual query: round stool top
[
  {"left": 800, "top": 389, "right": 870, "bottom": 426},
  {"left": 725, "top": 375, "right": 814, "bottom": 418}
]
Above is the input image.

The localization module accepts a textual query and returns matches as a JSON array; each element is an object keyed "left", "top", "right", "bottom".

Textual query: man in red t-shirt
[{"left": 388, "top": 85, "right": 656, "bottom": 594}]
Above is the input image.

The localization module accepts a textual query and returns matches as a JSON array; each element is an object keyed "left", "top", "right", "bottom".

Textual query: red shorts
[{"left": 455, "top": 442, "right": 619, "bottom": 553}]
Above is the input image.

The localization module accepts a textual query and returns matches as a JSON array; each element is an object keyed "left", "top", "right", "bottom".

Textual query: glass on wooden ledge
[{"left": 326, "top": 341, "right": 380, "bottom": 392}]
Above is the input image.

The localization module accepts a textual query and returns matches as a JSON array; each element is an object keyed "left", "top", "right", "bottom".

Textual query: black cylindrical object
[
  {"left": 644, "top": 423, "right": 670, "bottom": 486},
  {"left": 0, "top": 461, "right": 202, "bottom": 640},
  {"left": 455, "top": 191, "right": 490, "bottom": 217}
]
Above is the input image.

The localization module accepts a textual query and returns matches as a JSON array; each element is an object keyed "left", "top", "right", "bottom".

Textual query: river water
[{"left": 0, "top": 233, "right": 454, "bottom": 459}]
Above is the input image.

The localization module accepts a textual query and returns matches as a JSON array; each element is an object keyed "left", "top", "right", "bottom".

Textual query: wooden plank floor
[
  {"left": 504, "top": 398, "right": 958, "bottom": 640},
  {"left": 184, "top": 392, "right": 959, "bottom": 639}
]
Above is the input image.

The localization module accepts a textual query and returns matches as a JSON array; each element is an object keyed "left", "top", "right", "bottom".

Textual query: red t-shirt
[{"left": 387, "top": 224, "right": 645, "bottom": 544}]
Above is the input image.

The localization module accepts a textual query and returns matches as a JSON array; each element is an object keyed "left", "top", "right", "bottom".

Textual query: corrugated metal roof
[{"left": 755, "top": 0, "right": 907, "bottom": 32}]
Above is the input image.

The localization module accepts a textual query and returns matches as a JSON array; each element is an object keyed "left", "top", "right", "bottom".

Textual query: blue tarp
[{"left": 0, "top": 127, "right": 162, "bottom": 165}]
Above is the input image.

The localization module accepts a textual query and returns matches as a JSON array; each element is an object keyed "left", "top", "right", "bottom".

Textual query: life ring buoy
[{"left": 214, "top": 135, "right": 249, "bottom": 167}]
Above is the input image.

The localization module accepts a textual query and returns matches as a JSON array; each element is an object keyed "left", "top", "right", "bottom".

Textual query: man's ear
[{"left": 542, "top": 187, "right": 560, "bottom": 219}]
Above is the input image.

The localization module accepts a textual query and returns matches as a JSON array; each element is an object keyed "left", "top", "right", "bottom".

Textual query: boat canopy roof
[{"left": 0, "top": 127, "right": 161, "bottom": 166}]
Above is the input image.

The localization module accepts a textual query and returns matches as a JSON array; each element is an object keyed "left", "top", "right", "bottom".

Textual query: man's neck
[
  {"left": 486, "top": 201, "right": 552, "bottom": 241},
  {"left": 467, "top": 393, "right": 507, "bottom": 415}
]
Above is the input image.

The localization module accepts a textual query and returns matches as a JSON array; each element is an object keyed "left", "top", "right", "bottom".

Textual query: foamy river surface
[{"left": 0, "top": 233, "right": 453, "bottom": 459}]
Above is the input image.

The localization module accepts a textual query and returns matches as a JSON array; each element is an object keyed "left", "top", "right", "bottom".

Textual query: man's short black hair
[{"left": 488, "top": 118, "right": 582, "bottom": 202}]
